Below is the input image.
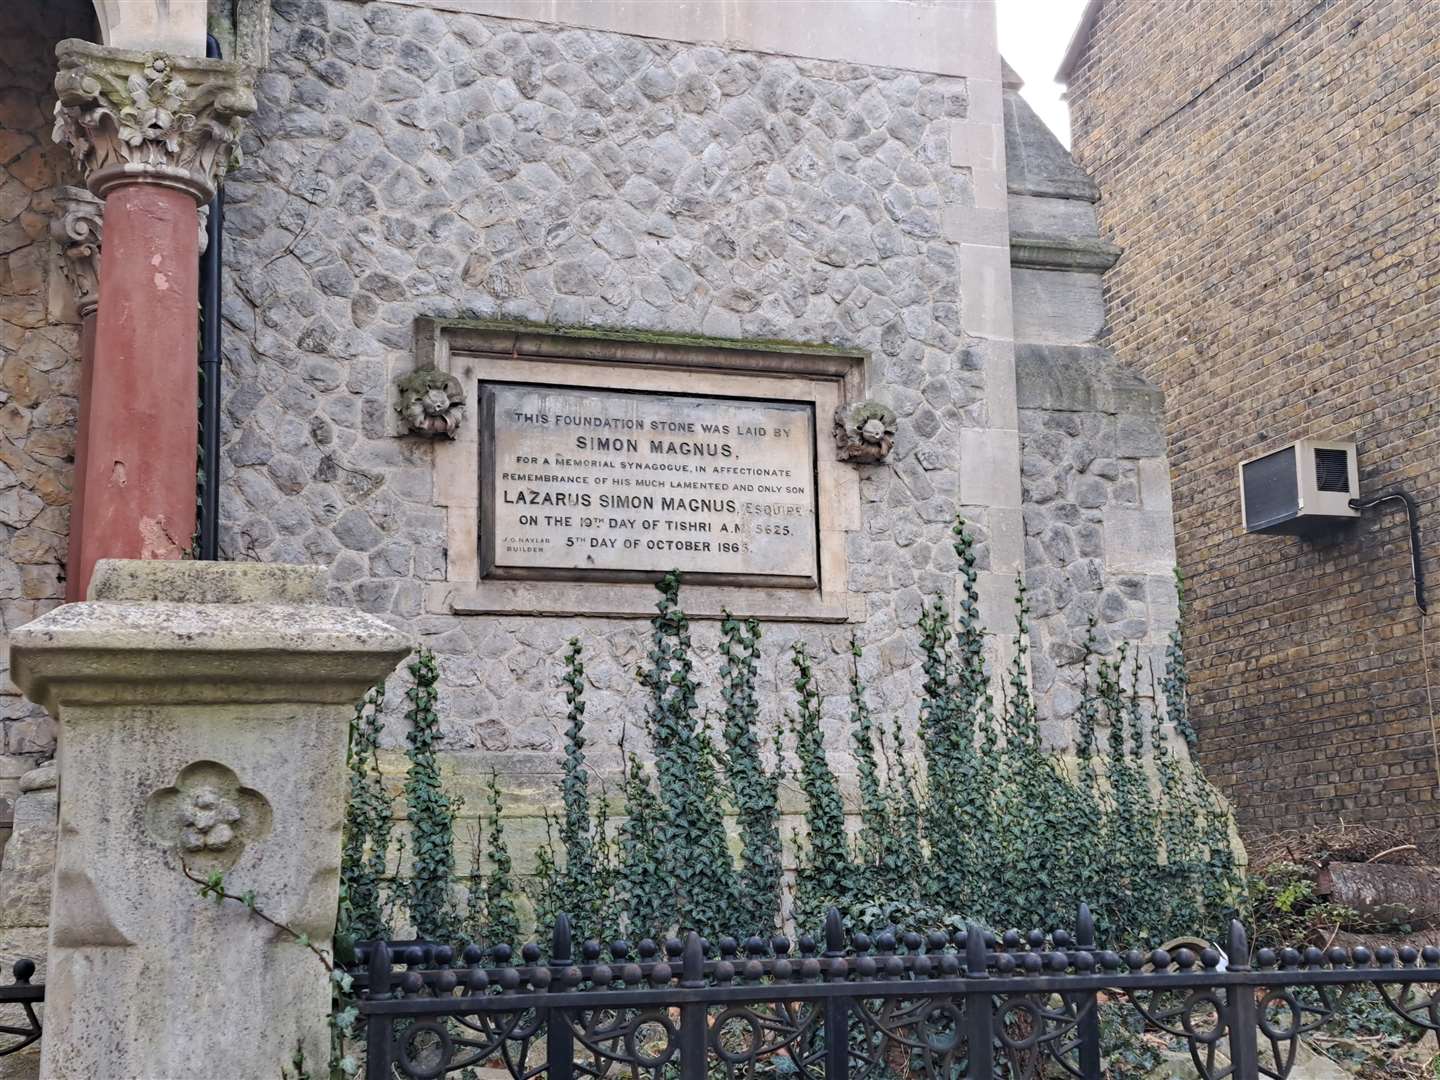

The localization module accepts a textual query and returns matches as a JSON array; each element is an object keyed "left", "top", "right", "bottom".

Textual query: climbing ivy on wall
[
  {"left": 789, "top": 641, "right": 855, "bottom": 928},
  {"left": 636, "top": 572, "right": 740, "bottom": 935},
  {"left": 340, "top": 516, "right": 1242, "bottom": 951},
  {"left": 339, "top": 681, "right": 392, "bottom": 947},
  {"left": 717, "top": 613, "right": 784, "bottom": 937},
  {"left": 400, "top": 647, "right": 460, "bottom": 941}
]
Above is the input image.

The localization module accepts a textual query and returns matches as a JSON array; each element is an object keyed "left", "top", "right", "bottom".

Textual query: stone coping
[
  {"left": 9, "top": 601, "right": 412, "bottom": 708},
  {"left": 88, "top": 559, "right": 327, "bottom": 605},
  {"left": 1009, "top": 233, "right": 1123, "bottom": 273}
]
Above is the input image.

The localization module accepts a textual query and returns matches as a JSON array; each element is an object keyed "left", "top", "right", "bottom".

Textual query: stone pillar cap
[
  {"left": 88, "top": 559, "right": 327, "bottom": 605},
  {"left": 10, "top": 562, "right": 411, "bottom": 711}
]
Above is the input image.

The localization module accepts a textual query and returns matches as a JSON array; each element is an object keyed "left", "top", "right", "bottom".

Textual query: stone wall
[
  {"left": 203, "top": 0, "right": 1186, "bottom": 853},
  {"left": 1065, "top": 0, "right": 1440, "bottom": 842},
  {"left": 0, "top": 0, "right": 1184, "bottom": 905},
  {"left": 0, "top": 0, "right": 93, "bottom": 848},
  {"left": 221, "top": 0, "right": 989, "bottom": 836},
  {"left": 1003, "top": 73, "right": 1177, "bottom": 743},
  {"left": 0, "top": 764, "right": 55, "bottom": 1067}
]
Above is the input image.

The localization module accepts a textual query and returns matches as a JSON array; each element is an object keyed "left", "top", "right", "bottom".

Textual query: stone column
[
  {"left": 8, "top": 561, "right": 410, "bottom": 1079},
  {"left": 49, "top": 187, "right": 102, "bottom": 603},
  {"left": 50, "top": 41, "right": 255, "bottom": 596}
]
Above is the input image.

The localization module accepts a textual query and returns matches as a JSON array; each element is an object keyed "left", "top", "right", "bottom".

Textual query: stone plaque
[{"left": 481, "top": 382, "right": 819, "bottom": 587}]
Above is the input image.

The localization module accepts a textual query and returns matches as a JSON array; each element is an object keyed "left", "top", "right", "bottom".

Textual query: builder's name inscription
[{"left": 481, "top": 383, "right": 818, "bottom": 585}]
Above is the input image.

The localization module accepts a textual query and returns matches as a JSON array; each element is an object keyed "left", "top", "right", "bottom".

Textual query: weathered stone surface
[
  {"left": 87, "top": 558, "right": 327, "bottom": 605},
  {"left": 0, "top": 1, "right": 87, "bottom": 751},
  {"left": 217, "top": 2, "right": 994, "bottom": 773},
  {"left": 1003, "top": 87, "right": 1098, "bottom": 201},
  {"left": 0, "top": 779, "right": 55, "bottom": 930},
  {"left": 7, "top": 560, "right": 410, "bottom": 1080}
]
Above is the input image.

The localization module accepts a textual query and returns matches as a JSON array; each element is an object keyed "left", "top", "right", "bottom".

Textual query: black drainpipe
[{"left": 198, "top": 33, "right": 224, "bottom": 560}]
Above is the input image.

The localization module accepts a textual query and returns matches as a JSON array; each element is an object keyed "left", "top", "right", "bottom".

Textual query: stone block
[
  {"left": 959, "top": 244, "right": 1014, "bottom": 339},
  {"left": 1116, "top": 414, "right": 1168, "bottom": 458},
  {"left": 1011, "top": 268, "right": 1104, "bottom": 345},
  {"left": 1108, "top": 366, "right": 1165, "bottom": 418},
  {"left": 1137, "top": 458, "right": 1174, "bottom": 512},
  {"left": 949, "top": 118, "right": 1004, "bottom": 173},
  {"left": 0, "top": 783, "right": 55, "bottom": 930},
  {"left": 942, "top": 205, "right": 1007, "bottom": 246},
  {"left": 980, "top": 338, "right": 1019, "bottom": 429},
  {"left": 958, "top": 427, "right": 1022, "bottom": 509},
  {"left": 1008, "top": 193, "right": 1098, "bottom": 239},
  {"left": 986, "top": 506, "right": 1025, "bottom": 574},
  {"left": 973, "top": 569, "right": 1023, "bottom": 635},
  {"left": 87, "top": 559, "right": 327, "bottom": 605},
  {"left": 1103, "top": 509, "right": 1177, "bottom": 573}
]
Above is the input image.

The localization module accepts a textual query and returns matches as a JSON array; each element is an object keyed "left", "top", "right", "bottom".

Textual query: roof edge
[{"left": 1056, "top": 0, "right": 1103, "bottom": 83}]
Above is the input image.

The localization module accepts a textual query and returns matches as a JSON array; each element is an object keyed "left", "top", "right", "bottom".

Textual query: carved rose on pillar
[
  {"left": 145, "top": 760, "right": 272, "bottom": 872},
  {"left": 51, "top": 40, "right": 257, "bottom": 204},
  {"left": 397, "top": 369, "right": 466, "bottom": 438},
  {"left": 180, "top": 787, "right": 242, "bottom": 852},
  {"left": 50, "top": 185, "right": 104, "bottom": 317},
  {"left": 833, "top": 400, "right": 897, "bottom": 463}
]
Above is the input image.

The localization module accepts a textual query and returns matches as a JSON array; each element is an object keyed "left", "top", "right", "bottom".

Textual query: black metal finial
[
  {"left": 966, "top": 922, "right": 988, "bottom": 979},
  {"left": 367, "top": 940, "right": 392, "bottom": 997},
  {"left": 1077, "top": 903, "right": 1096, "bottom": 949},
  {"left": 681, "top": 931, "right": 704, "bottom": 987},
  {"left": 1227, "top": 919, "right": 1250, "bottom": 971},
  {"left": 824, "top": 907, "right": 844, "bottom": 957},
  {"left": 552, "top": 913, "right": 573, "bottom": 965}
]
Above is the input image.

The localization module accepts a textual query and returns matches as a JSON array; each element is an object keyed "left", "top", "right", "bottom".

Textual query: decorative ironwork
[
  {"left": 350, "top": 905, "right": 1440, "bottom": 1080},
  {"left": 0, "top": 960, "right": 43, "bottom": 1060}
]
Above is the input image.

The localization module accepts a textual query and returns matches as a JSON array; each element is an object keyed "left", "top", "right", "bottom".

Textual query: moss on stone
[{"left": 427, "top": 315, "right": 868, "bottom": 359}]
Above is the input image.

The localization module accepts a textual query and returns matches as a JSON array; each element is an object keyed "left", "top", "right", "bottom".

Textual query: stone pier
[{"left": 8, "top": 560, "right": 410, "bottom": 1079}]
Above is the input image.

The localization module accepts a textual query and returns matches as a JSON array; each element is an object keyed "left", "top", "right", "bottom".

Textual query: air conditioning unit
[{"left": 1239, "top": 439, "right": 1359, "bottom": 535}]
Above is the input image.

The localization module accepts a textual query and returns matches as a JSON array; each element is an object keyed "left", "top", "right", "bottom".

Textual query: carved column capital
[
  {"left": 51, "top": 38, "right": 257, "bottom": 205},
  {"left": 51, "top": 185, "right": 104, "bottom": 318}
]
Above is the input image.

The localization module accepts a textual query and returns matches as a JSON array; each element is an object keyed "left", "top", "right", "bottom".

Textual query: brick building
[{"left": 1060, "top": 0, "right": 1439, "bottom": 842}]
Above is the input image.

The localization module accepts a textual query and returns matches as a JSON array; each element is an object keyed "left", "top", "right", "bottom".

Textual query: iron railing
[
  {"left": 352, "top": 906, "right": 1440, "bottom": 1079},
  {"left": 0, "top": 960, "right": 42, "bottom": 1060}
]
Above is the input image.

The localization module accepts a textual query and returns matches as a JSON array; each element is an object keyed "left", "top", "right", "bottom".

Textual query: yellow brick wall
[{"left": 1066, "top": 0, "right": 1440, "bottom": 843}]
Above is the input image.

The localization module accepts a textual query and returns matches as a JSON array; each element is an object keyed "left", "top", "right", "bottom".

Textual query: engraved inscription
[{"left": 482, "top": 383, "right": 819, "bottom": 586}]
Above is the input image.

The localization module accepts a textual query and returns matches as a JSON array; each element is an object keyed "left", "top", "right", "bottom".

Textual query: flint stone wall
[
  {"left": 0, "top": 0, "right": 91, "bottom": 827},
  {"left": 207, "top": 0, "right": 1181, "bottom": 850},
  {"left": 223, "top": 0, "right": 990, "bottom": 822}
]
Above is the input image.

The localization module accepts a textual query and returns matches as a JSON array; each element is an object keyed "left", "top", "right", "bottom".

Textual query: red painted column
[
  {"left": 51, "top": 41, "right": 255, "bottom": 599},
  {"left": 74, "top": 181, "right": 200, "bottom": 594}
]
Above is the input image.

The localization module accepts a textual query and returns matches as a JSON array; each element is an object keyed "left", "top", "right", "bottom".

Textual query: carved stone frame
[{"left": 410, "top": 319, "right": 868, "bottom": 622}]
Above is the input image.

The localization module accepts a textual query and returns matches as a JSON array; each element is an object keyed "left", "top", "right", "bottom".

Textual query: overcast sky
[{"left": 996, "top": 0, "right": 1092, "bottom": 147}]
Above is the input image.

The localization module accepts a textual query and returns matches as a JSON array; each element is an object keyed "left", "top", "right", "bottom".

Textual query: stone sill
[{"left": 1009, "top": 232, "right": 1122, "bottom": 273}]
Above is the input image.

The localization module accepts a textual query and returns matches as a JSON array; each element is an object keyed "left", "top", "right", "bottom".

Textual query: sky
[{"left": 996, "top": 0, "right": 1092, "bottom": 147}]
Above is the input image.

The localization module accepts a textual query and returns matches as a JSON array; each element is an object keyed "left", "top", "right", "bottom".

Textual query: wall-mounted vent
[
  {"left": 1314, "top": 448, "right": 1350, "bottom": 492},
  {"left": 1239, "top": 439, "right": 1359, "bottom": 535}
]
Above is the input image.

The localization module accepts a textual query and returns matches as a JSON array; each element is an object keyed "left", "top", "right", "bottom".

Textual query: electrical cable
[
  {"left": 1348, "top": 489, "right": 1437, "bottom": 798},
  {"left": 1348, "top": 491, "right": 1426, "bottom": 612}
]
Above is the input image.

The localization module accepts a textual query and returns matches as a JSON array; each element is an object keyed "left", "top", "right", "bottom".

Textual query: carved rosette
[
  {"left": 397, "top": 368, "right": 466, "bottom": 438},
  {"left": 50, "top": 185, "right": 104, "bottom": 317},
  {"left": 834, "top": 400, "right": 897, "bottom": 464},
  {"left": 145, "top": 760, "right": 272, "bottom": 872},
  {"left": 51, "top": 39, "right": 257, "bottom": 204}
]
